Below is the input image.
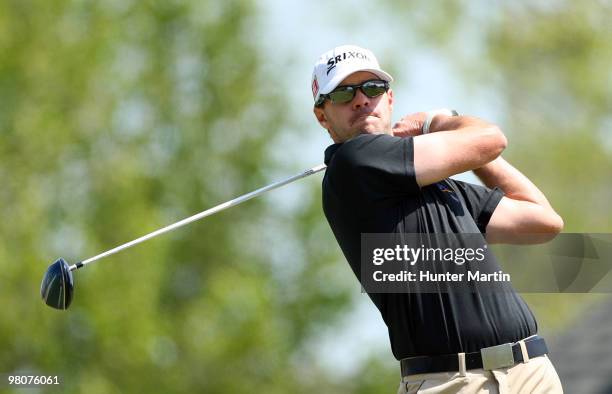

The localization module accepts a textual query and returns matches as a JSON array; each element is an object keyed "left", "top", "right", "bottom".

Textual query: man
[{"left": 312, "top": 44, "right": 564, "bottom": 393}]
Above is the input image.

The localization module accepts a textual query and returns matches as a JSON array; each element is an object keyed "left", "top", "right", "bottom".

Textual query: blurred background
[{"left": 1, "top": 0, "right": 611, "bottom": 393}]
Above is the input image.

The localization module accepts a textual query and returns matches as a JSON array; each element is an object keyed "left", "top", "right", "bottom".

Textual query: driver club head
[{"left": 40, "top": 258, "right": 74, "bottom": 310}]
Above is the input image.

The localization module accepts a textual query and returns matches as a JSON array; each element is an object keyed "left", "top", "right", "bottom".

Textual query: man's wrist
[{"left": 422, "top": 109, "right": 459, "bottom": 134}]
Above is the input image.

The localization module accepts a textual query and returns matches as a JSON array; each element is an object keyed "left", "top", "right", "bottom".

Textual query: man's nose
[{"left": 351, "top": 88, "right": 370, "bottom": 110}]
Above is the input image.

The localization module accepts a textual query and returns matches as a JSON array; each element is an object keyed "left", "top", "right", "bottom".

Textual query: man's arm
[
  {"left": 394, "top": 113, "right": 563, "bottom": 244},
  {"left": 410, "top": 114, "right": 507, "bottom": 187},
  {"left": 474, "top": 157, "right": 564, "bottom": 244}
]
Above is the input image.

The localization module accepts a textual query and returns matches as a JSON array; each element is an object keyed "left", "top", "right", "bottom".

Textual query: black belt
[{"left": 400, "top": 336, "right": 548, "bottom": 376}]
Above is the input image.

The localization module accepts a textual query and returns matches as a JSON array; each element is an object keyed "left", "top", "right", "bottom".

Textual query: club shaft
[{"left": 69, "top": 164, "right": 327, "bottom": 271}]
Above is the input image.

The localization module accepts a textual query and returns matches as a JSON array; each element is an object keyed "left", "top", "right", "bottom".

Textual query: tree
[{"left": 0, "top": 1, "right": 351, "bottom": 392}]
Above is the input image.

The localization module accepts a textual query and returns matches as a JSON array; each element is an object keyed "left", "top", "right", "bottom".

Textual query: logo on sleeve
[{"left": 436, "top": 182, "right": 460, "bottom": 203}]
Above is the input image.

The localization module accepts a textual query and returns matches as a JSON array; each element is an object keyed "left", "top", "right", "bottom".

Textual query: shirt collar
[{"left": 324, "top": 143, "right": 342, "bottom": 165}]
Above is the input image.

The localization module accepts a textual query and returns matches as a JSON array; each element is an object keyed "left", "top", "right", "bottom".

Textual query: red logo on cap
[{"left": 312, "top": 77, "right": 319, "bottom": 98}]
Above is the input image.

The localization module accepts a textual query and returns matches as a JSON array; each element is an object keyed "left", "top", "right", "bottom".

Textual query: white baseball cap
[{"left": 311, "top": 44, "right": 393, "bottom": 106}]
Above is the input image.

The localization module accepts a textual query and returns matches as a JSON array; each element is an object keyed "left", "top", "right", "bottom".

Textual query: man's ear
[
  {"left": 314, "top": 106, "right": 339, "bottom": 142},
  {"left": 387, "top": 88, "right": 394, "bottom": 112},
  {"left": 313, "top": 106, "right": 329, "bottom": 129}
]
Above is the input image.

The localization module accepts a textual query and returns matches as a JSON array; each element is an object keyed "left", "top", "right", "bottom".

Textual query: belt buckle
[{"left": 480, "top": 343, "right": 514, "bottom": 370}]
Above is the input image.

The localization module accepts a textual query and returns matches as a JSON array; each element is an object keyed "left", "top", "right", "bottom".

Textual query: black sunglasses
[{"left": 315, "top": 79, "right": 389, "bottom": 107}]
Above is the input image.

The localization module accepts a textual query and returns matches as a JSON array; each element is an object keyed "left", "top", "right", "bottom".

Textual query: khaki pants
[{"left": 397, "top": 355, "right": 563, "bottom": 394}]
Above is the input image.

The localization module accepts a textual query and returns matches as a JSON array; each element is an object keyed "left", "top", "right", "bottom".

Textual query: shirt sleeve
[
  {"left": 447, "top": 179, "right": 505, "bottom": 233},
  {"left": 332, "top": 134, "right": 420, "bottom": 199}
]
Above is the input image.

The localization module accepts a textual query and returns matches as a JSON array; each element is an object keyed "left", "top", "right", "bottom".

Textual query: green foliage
[
  {"left": 356, "top": 0, "right": 611, "bottom": 388},
  {"left": 362, "top": 0, "right": 612, "bottom": 389},
  {"left": 1, "top": 0, "right": 610, "bottom": 392},
  {"left": 0, "top": 1, "right": 351, "bottom": 392},
  {"left": 479, "top": 1, "right": 612, "bottom": 337}
]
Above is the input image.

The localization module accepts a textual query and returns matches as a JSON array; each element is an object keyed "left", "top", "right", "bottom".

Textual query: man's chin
[{"left": 359, "top": 129, "right": 387, "bottom": 136}]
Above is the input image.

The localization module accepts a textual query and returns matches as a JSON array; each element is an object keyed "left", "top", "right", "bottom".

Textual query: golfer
[{"left": 312, "top": 45, "right": 564, "bottom": 393}]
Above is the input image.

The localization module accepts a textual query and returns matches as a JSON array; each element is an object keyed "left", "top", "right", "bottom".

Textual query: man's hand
[{"left": 392, "top": 112, "right": 427, "bottom": 137}]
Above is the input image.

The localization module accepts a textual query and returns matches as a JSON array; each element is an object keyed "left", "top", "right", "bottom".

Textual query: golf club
[{"left": 41, "top": 164, "right": 327, "bottom": 310}]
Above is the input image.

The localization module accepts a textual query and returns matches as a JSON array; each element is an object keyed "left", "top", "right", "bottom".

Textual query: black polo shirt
[{"left": 322, "top": 133, "right": 537, "bottom": 360}]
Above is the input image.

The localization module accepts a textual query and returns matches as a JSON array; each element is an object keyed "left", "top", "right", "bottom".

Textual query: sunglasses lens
[
  {"left": 325, "top": 81, "right": 388, "bottom": 105},
  {"left": 328, "top": 87, "right": 355, "bottom": 104},
  {"left": 362, "top": 81, "right": 387, "bottom": 98}
]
